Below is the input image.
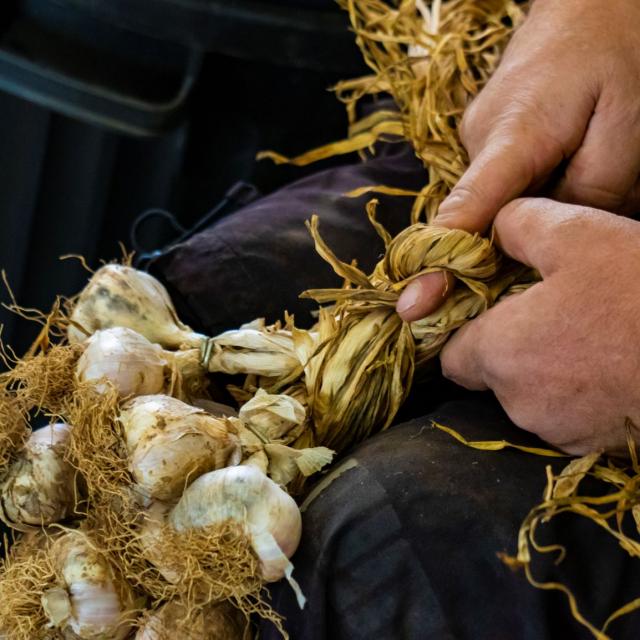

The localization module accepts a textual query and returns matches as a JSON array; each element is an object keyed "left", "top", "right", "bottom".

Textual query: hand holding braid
[
  {"left": 442, "top": 199, "right": 640, "bottom": 455},
  {"left": 398, "top": 0, "right": 640, "bottom": 321}
]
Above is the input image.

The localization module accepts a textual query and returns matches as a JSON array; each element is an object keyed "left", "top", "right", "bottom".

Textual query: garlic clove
[
  {"left": 77, "top": 327, "right": 167, "bottom": 398},
  {"left": 138, "top": 501, "right": 180, "bottom": 584},
  {"left": 0, "top": 423, "right": 76, "bottom": 530},
  {"left": 68, "top": 264, "right": 206, "bottom": 349}
]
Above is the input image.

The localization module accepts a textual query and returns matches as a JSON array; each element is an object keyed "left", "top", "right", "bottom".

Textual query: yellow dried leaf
[{"left": 552, "top": 453, "right": 601, "bottom": 499}]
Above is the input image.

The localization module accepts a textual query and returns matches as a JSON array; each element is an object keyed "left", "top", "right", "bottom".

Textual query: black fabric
[
  {"left": 152, "top": 142, "right": 427, "bottom": 336},
  {"left": 260, "top": 395, "right": 640, "bottom": 639}
]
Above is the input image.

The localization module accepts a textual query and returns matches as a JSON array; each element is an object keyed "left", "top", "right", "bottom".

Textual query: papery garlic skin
[
  {"left": 42, "top": 531, "right": 135, "bottom": 640},
  {"left": 0, "top": 423, "right": 76, "bottom": 530},
  {"left": 239, "top": 389, "right": 306, "bottom": 441},
  {"left": 204, "top": 327, "right": 301, "bottom": 379},
  {"left": 169, "top": 466, "right": 301, "bottom": 582},
  {"left": 77, "top": 327, "right": 167, "bottom": 398},
  {"left": 135, "top": 600, "right": 246, "bottom": 640},
  {"left": 68, "top": 264, "right": 205, "bottom": 349},
  {"left": 138, "top": 501, "right": 179, "bottom": 584},
  {"left": 120, "top": 395, "right": 242, "bottom": 501}
]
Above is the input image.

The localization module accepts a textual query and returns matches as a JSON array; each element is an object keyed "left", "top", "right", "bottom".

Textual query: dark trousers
[{"left": 260, "top": 394, "right": 640, "bottom": 639}]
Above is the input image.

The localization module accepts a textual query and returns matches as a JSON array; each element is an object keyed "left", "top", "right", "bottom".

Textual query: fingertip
[
  {"left": 396, "top": 272, "right": 453, "bottom": 322},
  {"left": 435, "top": 190, "right": 489, "bottom": 234}
]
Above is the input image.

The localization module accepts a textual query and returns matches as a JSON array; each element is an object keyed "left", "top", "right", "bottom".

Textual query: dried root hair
[
  {"left": 0, "top": 532, "right": 59, "bottom": 640},
  {"left": 259, "top": 0, "right": 527, "bottom": 223},
  {"left": 0, "top": 340, "right": 83, "bottom": 471},
  {"left": 135, "top": 598, "right": 252, "bottom": 640},
  {"left": 117, "top": 518, "right": 286, "bottom": 637},
  {"left": 62, "top": 381, "right": 128, "bottom": 513}
]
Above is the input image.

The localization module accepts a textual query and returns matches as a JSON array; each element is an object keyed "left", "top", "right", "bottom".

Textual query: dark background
[{"left": 0, "top": 0, "right": 365, "bottom": 354}]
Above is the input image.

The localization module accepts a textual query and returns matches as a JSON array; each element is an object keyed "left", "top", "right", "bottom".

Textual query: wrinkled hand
[
  {"left": 398, "top": 0, "right": 640, "bottom": 321},
  {"left": 440, "top": 198, "right": 640, "bottom": 455}
]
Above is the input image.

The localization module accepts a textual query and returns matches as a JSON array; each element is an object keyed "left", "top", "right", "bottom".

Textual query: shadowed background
[{"left": 0, "top": 0, "right": 365, "bottom": 354}]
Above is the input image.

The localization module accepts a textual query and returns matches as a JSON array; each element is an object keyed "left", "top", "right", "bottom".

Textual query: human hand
[
  {"left": 398, "top": 0, "right": 640, "bottom": 321},
  {"left": 439, "top": 198, "right": 640, "bottom": 455}
]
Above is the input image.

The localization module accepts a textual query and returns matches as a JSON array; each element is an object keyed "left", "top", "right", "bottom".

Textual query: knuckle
[
  {"left": 560, "top": 177, "right": 627, "bottom": 211},
  {"left": 460, "top": 100, "right": 480, "bottom": 145}
]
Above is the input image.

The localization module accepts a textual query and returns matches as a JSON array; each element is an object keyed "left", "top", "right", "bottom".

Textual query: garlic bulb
[
  {"left": 77, "top": 327, "right": 167, "bottom": 398},
  {"left": 120, "top": 395, "right": 242, "bottom": 501},
  {"left": 0, "top": 423, "right": 76, "bottom": 530},
  {"left": 169, "top": 466, "right": 304, "bottom": 604},
  {"left": 135, "top": 600, "right": 247, "bottom": 640},
  {"left": 68, "top": 264, "right": 206, "bottom": 349},
  {"left": 41, "top": 531, "right": 136, "bottom": 640},
  {"left": 239, "top": 389, "right": 306, "bottom": 441}
]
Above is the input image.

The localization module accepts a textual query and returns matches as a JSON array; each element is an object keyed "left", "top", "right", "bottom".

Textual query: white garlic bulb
[
  {"left": 239, "top": 389, "right": 306, "bottom": 441},
  {"left": 68, "top": 264, "right": 206, "bottom": 349},
  {"left": 169, "top": 466, "right": 304, "bottom": 605},
  {"left": 76, "top": 327, "right": 167, "bottom": 398},
  {"left": 41, "top": 531, "right": 136, "bottom": 640},
  {"left": 135, "top": 600, "right": 247, "bottom": 640},
  {"left": 0, "top": 423, "right": 76, "bottom": 530},
  {"left": 119, "top": 395, "right": 242, "bottom": 501}
]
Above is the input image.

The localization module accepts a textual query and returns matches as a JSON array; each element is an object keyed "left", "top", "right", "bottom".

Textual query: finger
[
  {"left": 397, "top": 130, "right": 565, "bottom": 320},
  {"left": 492, "top": 197, "right": 601, "bottom": 276},
  {"left": 397, "top": 141, "right": 566, "bottom": 321},
  {"left": 552, "top": 103, "right": 640, "bottom": 212},
  {"left": 396, "top": 271, "right": 455, "bottom": 322},
  {"left": 440, "top": 288, "right": 535, "bottom": 392},
  {"left": 435, "top": 131, "right": 566, "bottom": 235},
  {"left": 439, "top": 313, "right": 491, "bottom": 391}
]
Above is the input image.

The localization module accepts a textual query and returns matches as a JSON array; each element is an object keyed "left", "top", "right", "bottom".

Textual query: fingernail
[
  {"left": 397, "top": 280, "right": 422, "bottom": 315},
  {"left": 436, "top": 191, "right": 466, "bottom": 220}
]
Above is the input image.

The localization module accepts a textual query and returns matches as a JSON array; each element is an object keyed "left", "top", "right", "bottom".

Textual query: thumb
[
  {"left": 437, "top": 132, "right": 563, "bottom": 231},
  {"left": 397, "top": 134, "right": 561, "bottom": 322}
]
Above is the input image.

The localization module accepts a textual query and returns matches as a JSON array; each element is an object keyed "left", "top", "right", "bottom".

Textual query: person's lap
[
  {"left": 152, "top": 145, "right": 640, "bottom": 638},
  {"left": 260, "top": 393, "right": 640, "bottom": 639}
]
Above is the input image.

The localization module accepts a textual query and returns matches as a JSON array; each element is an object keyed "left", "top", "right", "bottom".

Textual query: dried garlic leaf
[
  {"left": 239, "top": 389, "right": 307, "bottom": 442},
  {"left": 431, "top": 421, "right": 566, "bottom": 457},
  {"left": 242, "top": 450, "right": 269, "bottom": 475},
  {"left": 294, "top": 447, "right": 335, "bottom": 477},
  {"left": 632, "top": 505, "right": 640, "bottom": 534},
  {"left": 552, "top": 452, "right": 601, "bottom": 499}
]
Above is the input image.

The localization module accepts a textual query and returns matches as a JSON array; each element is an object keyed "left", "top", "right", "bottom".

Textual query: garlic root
[{"left": 135, "top": 600, "right": 248, "bottom": 640}]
